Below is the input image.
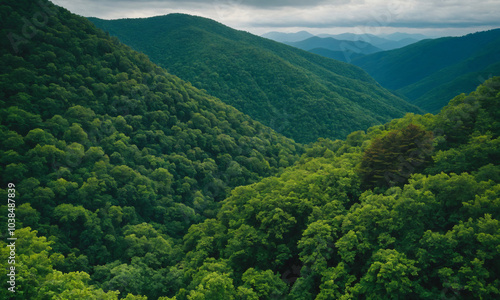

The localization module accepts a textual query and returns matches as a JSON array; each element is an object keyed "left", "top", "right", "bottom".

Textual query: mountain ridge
[
  {"left": 353, "top": 28, "right": 500, "bottom": 112},
  {"left": 1, "top": 1, "right": 500, "bottom": 299},
  {"left": 284, "top": 36, "right": 382, "bottom": 61},
  {"left": 90, "top": 13, "right": 423, "bottom": 143}
]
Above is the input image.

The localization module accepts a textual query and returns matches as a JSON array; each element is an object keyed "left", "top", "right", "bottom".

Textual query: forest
[
  {"left": 1, "top": 0, "right": 499, "bottom": 299},
  {"left": 353, "top": 29, "right": 500, "bottom": 113},
  {"left": 89, "top": 14, "right": 422, "bottom": 144}
]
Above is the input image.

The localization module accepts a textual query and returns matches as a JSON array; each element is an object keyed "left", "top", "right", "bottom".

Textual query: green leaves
[
  {"left": 358, "top": 123, "right": 433, "bottom": 189},
  {"left": 1, "top": 1, "right": 500, "bottom": 299},
  {"left": 89, "top": 14, "right": 422, "bottom": 143},
  {"left": 357, "top": 249, "right": 420, "bottom": 299},
  {"left": 298, "top": 220, "right": 335, "bottom": 273}
]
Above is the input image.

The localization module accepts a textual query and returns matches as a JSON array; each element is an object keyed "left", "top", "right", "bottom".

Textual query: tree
[
  {"left": 0, "top": 228, "right": 120, "bottom": 299},
  {"left": 239, "top": 268, "right": 288, "bottom": 299},
  {"left": 355, "top": 249, "right": 420, "bottom": 299},
  {"left": 358, "top": 124, "right": 433, "bottom": 189},
  {"left": 298, "top": 220, "right": 336, "bottom": 273},
  {"left": 188, "top": 272, "right": 236, "bottom": 300}
]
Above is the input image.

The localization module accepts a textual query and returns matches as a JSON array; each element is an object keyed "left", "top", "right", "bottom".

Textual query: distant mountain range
[
  {"left": 90, "top": 14, "right": 422, "bottom": 143},
  {"left": 353, "top": 29, "right": 500, "bottom": 112},
  {"left": 262, "top": 31, "right": 429, "bottom": 62},
  {"left": 318, "top": 32, "right": 428, "bottom": 50},
  {"left": 284, "top": 36, "right": 382, "bottom": 62},
  {"left": 261, "top": 31, "right": 315, "bottom": 43},
  {"left": 263, "top": 31, "right": 429, "bottom": 51}
]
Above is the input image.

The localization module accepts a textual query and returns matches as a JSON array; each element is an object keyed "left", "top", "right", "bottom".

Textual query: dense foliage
[
  {"left": 353, "top": 29, "right": 500, "bottom": 113},
  {"left": 89, "top": 14, "right": 422, "bottom": 143},
  {"left": 1, "top": 1, "right": 499, "bottom": 299},
  {"left": 0, "top": 1, "right": 301, "bottom": 298},
  {"left": 161, "top": 77, "right": 500, "bottom": 299}
]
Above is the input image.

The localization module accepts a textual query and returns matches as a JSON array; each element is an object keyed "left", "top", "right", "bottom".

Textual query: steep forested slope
[
  {"left": 2, "top": 1, "right": 499, "bottom": 299},
  {"left": 0, "top": 1, "right": 301, "bottom": 298},
  {"left": 353, "top": 29, "right": 500, "bottom": 113},
  {"left": 163, "top": 77, "right": 500, "bottom": 299},
  {"left": 89, "top": 14, "right": 422, "bottom": 143},
  {"left": 308, "top": 47, "right": 366, "bottom": 62}
]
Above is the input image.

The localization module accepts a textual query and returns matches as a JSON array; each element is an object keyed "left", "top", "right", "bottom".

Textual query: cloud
[
  {"left": 57, "top": 0, "right": 342, "bottom": 13},
  {"left": 56, "top": 0, "right": 500, "bottom": 36},
  {"left": 236, "top": 0, "right": 500, "bottom": 29}
]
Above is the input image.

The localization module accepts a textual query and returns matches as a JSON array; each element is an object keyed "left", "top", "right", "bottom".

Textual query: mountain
[
  {"left": 319, "top": 32, "right": 390, "bottom": 44},
  {"left": 3, "top": 1, "right": 500, "bottom": 299},
  {"left": 261, "top": 30, "right": 315, "bottom": 42},
  {"left": 284, "top": 36, "right": 382, "bottom": 61},
  {"left": 0, "top": 1, "right": 303, "bottom": 297},
  {"left": 308, "top": 47, "right": 366, "bottom": 61},
  {"left": 89, "top": 14, "right": 422, "bottom": 143},
  {"left": 353, "top": 29, "right": 500, "bottom": 113},
  {"left": 165, "top": 77, "right": 500, "bottom": 300},
  {"left": 318, "top": 32, "right": 421, "bottom": 50},
  {"left": 381, "top": 32, "right": 430, "bottom": 41}
]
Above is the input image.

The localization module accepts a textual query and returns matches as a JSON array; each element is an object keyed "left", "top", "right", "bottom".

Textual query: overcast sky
[{"left": 54, "top": 0, "right": 500, "bottom": 37}]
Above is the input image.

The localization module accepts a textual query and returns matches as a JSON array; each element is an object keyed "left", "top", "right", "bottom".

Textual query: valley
[{"left": 0, "top": 1, "right": 499, "bottom": 299}]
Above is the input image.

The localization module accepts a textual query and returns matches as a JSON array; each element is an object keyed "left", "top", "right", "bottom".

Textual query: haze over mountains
[
  {"left": 90, "top": 14, "right": 422, "bottom": 143},
  {"left": 262, "top": 31, "right": 430, "bottom": 63},
  {"left": 284, "top": 36, "right": 382, "bottom": 62},
  {"left": 353, "top": 29, "right": 500, "bottom": 112},
  {"left": 263, "top": 31, "right": 428, "bottom": 51},
  {"left": 264, "top": 29, "right": 500, "bottom": 113}
]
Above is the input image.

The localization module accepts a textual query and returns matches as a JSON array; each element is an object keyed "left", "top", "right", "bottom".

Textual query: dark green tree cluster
[
  {"left": 358, "top": 123, "right": 433, "bottom": 189},
  {"left": 89, "top": 14, "right": 422, "bottom": 143}
]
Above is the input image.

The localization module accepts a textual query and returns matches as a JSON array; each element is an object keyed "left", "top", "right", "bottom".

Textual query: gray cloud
[
  {"left": 56, "top": 0, "right": 500, "bottom": 36},
  {"left": 215, "top": 0, "right": 338, "bottom": 9},
  {"left": 58, "top": 0, "right": 338, "bottom": 11}
]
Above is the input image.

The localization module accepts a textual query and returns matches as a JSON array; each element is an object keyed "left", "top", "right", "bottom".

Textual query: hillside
[
  {"left": 309, "top": 47, "right": 366, "bottom": 61},
  {"left": 89, "top": 14, "right": 423, "bottom": 143},
  {"left": 159, "top": 77, "right": 500, "bottom": 300},
  {"left": 353, "top": 29, "right": 500, "bottom": 113},
  {"left": 284, "top": 36, "right": 382, "bottom": 62},
  {"left": 0, "top": 1, "right": 302, "bottom": 297},
  {"left": 2, "top": 1, "right": 499, "bottom": 299}
]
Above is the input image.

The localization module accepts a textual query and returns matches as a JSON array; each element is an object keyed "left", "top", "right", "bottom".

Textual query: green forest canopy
[
  {"left": 1, "top": 0, "right": 499, "bottom": 299},
  {"left": 353, "top": 29, "right": 500, "bottom": 113},
  {"left": 89, "top": 14, "right": 422, "bottom": 143},
  {"left": 0, "top": 0, "right": 302, "bottom": 286}
]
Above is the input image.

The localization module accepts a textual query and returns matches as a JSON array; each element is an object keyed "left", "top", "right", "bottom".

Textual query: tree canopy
[{"left": 1, "top": 0, "right": 499, "bottom": 299}]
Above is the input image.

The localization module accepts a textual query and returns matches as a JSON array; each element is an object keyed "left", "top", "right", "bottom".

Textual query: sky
[{"left": 54, "top": 0, "right": 500, "bottom": 37}]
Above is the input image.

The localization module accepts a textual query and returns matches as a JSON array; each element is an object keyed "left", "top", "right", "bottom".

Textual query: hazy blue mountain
[
  {"left": 286, "top": 36, "right": 381, "bottom": 53},
  {"left": 318, "top": 33, "right": 388, "bottom": 44},
  {"left": 285, "top": 36, "right": 382, "bottom": 62},
  {"left": 353, "top": 29, "right": 500, "bottom": 112},
  {"left": 261, "top": 30, "right": 315, "bottom": 42},
  {"left": 318, "top": 33, "right": 422, "bottom": 50},
  {"left": 90, "top": 14, "right": 422, "bottom": 143},
  {"left": 381, "top": 32, "right": 430, "bottom": 41}
]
